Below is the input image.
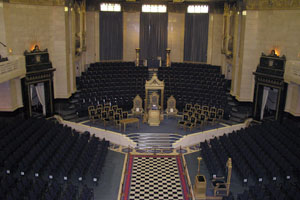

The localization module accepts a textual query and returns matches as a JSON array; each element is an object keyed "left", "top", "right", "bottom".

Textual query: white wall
[
  {"left": 3, "top": 3, "right": 72, "bottom": 99},
  {"left": 0, "top": 2, "right": 7, "bottom": 57},
  {"left": 237, "top": 9, "right": 300, "bottom": 101},
  {"left": 123, "top": 12, "right": 140, "bottom": 61},
  {"left": 168, "top": 13, "right": 185, "bottom": 62},
  {"left": 207, "top": 13, "right": 223, "bottom": 66},
  {"left": 0, "top": 78, "right": 23, "bottom": 111},
  {"left": 85, "top": 11, "right": 96, "bottom": 64}
]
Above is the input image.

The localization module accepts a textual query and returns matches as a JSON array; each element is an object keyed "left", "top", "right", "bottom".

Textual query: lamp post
[
  {"left": 166, "top": 48, "right": 171, "bottom": 67},
  {"left": 197, "top": 157, "right": 202, "bottom": 175},
  {"left": 135, "top": 48, "right": 140, "bottom": 67}
]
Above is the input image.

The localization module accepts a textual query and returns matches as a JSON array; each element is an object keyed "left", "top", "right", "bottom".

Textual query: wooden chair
[
  {"left": 108, "top": 110, "right": 114, "bottom": 120},
  {"left": 211, "top": 158, "right": 232, "bottom": 197},
  {"left": 190, "top": 107, "right": 196, "bottom": 113},
  {"left": 210, "top": 107, "right": 217, "bottom": 113},
  {"left": 184, "top": 103, "right": 192, "bottom": 112},
  {"left": 88, "top": 108, "right": 96, "bottom": 123},
  {"left": 207, "top": 111, "right": 217, "bottom": 125},
  {"left": 112, "top": 105, "right": 118, "bottom": 113},
  {"left": 194, "top": 112, "right": 203, "bottom": 128},
  {"left": 88, "top": 105, "right": 95, "bottom": 112},
  {"left": 114, "top": 113, "right": 121, "bottom": 129},
  {"left": 184, "top": 116, "right": 197, "bottom": 131},
  {"left": 96, "top": 104, "right": 103, "bottom": 110},
  {"left": 194, "top": 104, "right": 201, "bottom": 110},
  {"left": 122, "top": 111, "right": 128, "bottom": 120},
  {"left": 101, "top": 111, "right": 110, "bottom": 128},
  {"left": 149, "top": 92, "right": 160, "bottom": 109},
  {"left": 203, "top": 110, "right": 210, "bottom": 119},
  {"left": 131, "top": 95, "right": 143, "bottom": 117},
  {"left": 217, "top": 108, "right": 224, "bottom": 120},
  {"left": 199, "top": 113, "right": 207, "bottom": 127},
  {"left": 104, "top": 106, "right": 110, "bottom": 113},
  {"left": 95, "top": 108, "right": 102, "bottom": 121},
  {"left": 188, "top": 111, "right": 193, "bottom": 118},
  {"left": 165, "top": 95, "right": 178, "bottom": 118},
  {"left": 202, "top": 105, "right": 209, "bottom": 112},
  {"left": 178, "top": 114, "right": 189, "bottom": 129}
]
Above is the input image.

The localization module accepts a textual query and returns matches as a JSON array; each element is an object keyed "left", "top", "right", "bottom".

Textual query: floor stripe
[
  {"left": 177, "top": 156, "right": 189, "bottom": 200},
  {"left": 123, "top": 155, "right": 133, "bottom": 200}
]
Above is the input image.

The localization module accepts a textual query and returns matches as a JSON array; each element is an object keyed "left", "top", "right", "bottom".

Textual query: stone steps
[{"left": 129, "top": 132, "right": 182, "bottom": 149}]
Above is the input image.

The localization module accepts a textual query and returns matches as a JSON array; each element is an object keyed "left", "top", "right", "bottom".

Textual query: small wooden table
[{"left": 120, "top": 118, "right": 139, "bottom": 132}]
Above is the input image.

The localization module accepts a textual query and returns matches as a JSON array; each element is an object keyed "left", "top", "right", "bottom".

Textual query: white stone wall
[
  {"left": 85, "top": 11, "right": 96, "bottom": 64},
  {"left": 0, "top": 2, "right": 7, "bottom": 57},
  {"left": 3, "top": 3, "right": 71, "bottom": 99},
  {"left": 207, "top": 13, "right": 223, "bottom": 66},
  {"left": 168, "top": 13, "right": 185, "bottom": 62},
  {"left": 0, "top": 78, "right": 23, "bottom": 111},
  {"left": 238, "top": 9, "right": 300, "bottom": 102},
  {"left": 123, "top": 12, "right": 140, "bottom": 62}
]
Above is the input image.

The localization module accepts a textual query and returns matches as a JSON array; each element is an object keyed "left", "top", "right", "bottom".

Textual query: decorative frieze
[
  {"left": 246, "top": 0, "right": 300, "bottom": 10},
  {"left": 9, "top": 0, "right": 65, "bottom": 6}
]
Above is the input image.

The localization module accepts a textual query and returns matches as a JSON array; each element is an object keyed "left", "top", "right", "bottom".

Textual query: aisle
[{"left": 123, "top": 154, "right": 190, "bottom": 200}]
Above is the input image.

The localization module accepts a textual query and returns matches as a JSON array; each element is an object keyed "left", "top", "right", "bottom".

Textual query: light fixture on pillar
[
  {"left": 269, "top": 47, "right": 280, "bottom": 57},
  {"left": 166, "top": 48, "right": 171, "bottom": 67},
  {"left": 135, "top": 48, "right": 140, "bottom": 67}
]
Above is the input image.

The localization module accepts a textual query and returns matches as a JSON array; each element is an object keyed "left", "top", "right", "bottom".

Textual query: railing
[
  {"left": 0, "top": 56, "right": 26, "bottom": 83},
  {"left": 181, "top": 150, "right": 195, "bottom": 200},
  {"left": 118, "top": 147, "right": 130, "bottom": 200}
]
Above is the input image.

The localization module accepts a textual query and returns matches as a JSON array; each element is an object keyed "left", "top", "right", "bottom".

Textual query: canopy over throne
[{"left": 143, "top": 73, "right": 164, "bottom": 126}]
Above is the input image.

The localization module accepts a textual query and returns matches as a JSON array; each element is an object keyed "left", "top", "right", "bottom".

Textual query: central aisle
[{"left": 123, "top": 155, "right": 189, "bottom": 200}]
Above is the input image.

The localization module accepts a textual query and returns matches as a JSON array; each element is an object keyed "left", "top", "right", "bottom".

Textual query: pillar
[
  {"left": 197, "top": 157, "right": 202, "bottom": 175},
  {"left": 166, "top": 48, "right": 171, "bottom": 67},
  {"left": 135, "top": 48, "right": 140, "bottom": 67}
]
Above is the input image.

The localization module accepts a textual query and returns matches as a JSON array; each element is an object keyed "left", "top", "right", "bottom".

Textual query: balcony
[{"left": 0, "top": 56, "right": 26, "bottom": 84}]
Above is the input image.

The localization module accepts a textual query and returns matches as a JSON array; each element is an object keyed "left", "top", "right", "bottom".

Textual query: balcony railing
[{"left": 0, "top": 56, "right": 26, "bottom": 83}]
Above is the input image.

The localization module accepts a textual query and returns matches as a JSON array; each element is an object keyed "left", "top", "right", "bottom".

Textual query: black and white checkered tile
[{"left": 129, "top": 156, "right": 184, "bottom": 200}]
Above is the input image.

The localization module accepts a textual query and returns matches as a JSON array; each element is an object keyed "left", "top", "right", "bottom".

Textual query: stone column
[
  {"left": 135, "top": 48, "right": 140, "bottom": 67},
  {"left": 166, "top": 48, "right": 171, "bottom": 67}
]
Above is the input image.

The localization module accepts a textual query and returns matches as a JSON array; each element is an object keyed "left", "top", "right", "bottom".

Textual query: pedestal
[
  {"left": 148, "top": 110, "right": 160, "bottom": 126},
  {"left": 193, "top": 175, "right": 206, "bottom": 199}
]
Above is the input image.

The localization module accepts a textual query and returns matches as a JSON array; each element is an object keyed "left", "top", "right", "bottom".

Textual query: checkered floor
[{"left": 124, "top": 155, "right": 188, "bottom": 200}]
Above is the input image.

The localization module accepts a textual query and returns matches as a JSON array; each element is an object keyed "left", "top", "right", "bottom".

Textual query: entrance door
[{"left": 30, "top": 83, "right": 46, "bottom": 117}]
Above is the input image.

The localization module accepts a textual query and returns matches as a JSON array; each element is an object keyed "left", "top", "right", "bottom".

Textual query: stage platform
[{"left": 82, "top": 117, "right": 225, "bottom": 136}]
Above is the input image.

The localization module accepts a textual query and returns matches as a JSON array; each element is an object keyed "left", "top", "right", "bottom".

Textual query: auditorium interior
[{"left": 1, "top": 0, "right": 300, "bottom": 199}]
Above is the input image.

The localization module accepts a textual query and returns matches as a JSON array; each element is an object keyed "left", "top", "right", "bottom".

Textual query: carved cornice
[
  {"left": 246, "top": 0, "right": 300, "bottom": 10},
  {"left": 9, "top": 0, "right": 65, "bottom": 6}
]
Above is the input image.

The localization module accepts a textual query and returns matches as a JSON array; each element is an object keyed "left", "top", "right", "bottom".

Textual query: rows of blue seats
[
  {"left": 200, "top": 120, "right": 300, "bottom": 185},
  {"left": 223, "top": 182, "right": 300, "bottom": 200},
  {"left": 0, "top": 176, "right": 93, "bottom": 200},
  {"left": 0, "top": 118, "right": 110, "bottom": 199},
  {"left": 75, "top": 62, "right": 147, "bottom": 117}
]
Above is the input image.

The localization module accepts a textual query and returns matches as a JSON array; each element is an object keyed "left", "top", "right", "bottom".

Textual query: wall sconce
[
  {"left": 8, "top": 48, "right": 13, "bottom": 54},
  {"left": 64, "top": 7, "right": 68, "bottom": 12},
  {"left": 242, "top": 11, "right": 247, "bottom": 16},
  {"left": 272, "top": 48, "right": 280, "bottom": 56}
]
